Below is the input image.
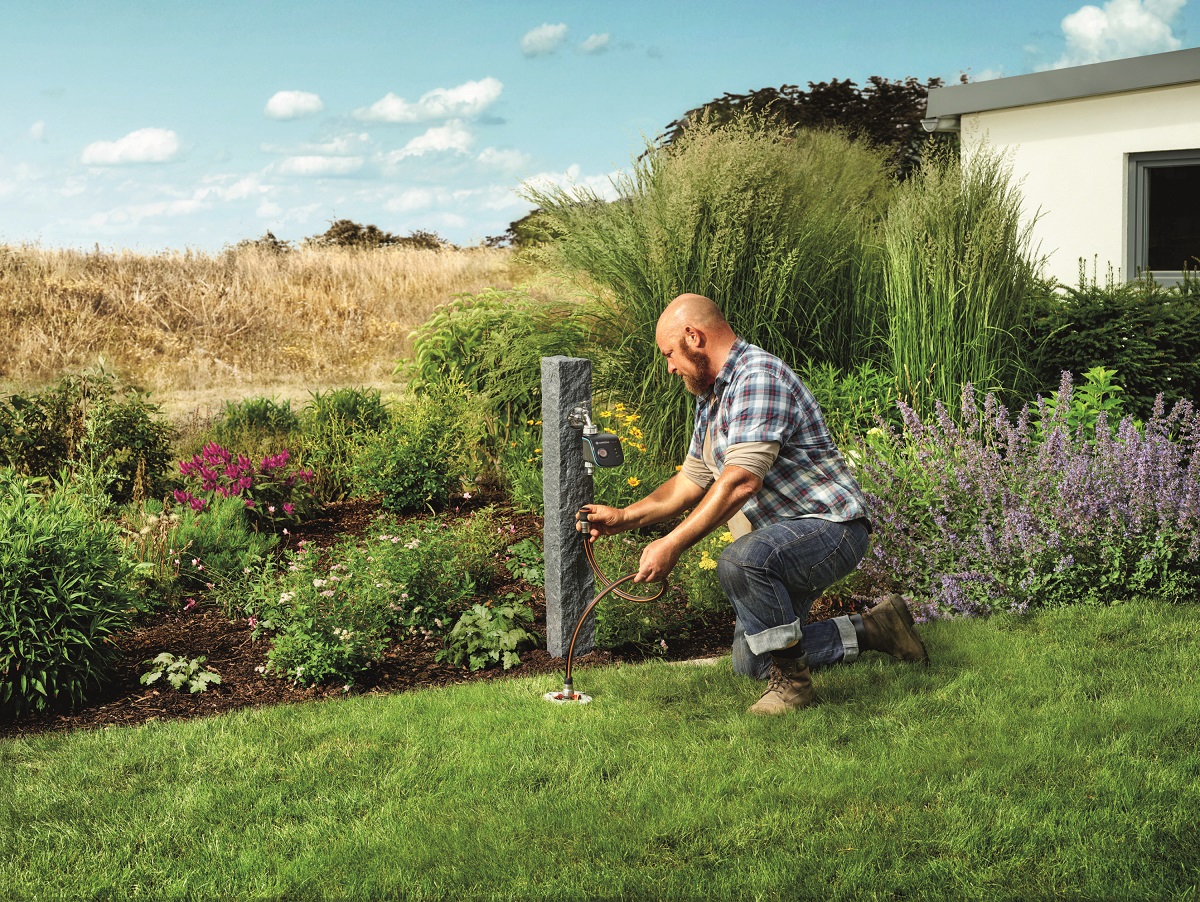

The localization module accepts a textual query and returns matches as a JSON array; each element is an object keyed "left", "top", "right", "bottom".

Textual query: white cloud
[
  {"left": 257, "top": 200, "right": 282, "bottom": 218},
  {"left": 277, "top": 155, "right": 365, "bottom": 177},
  {"left": 1052, "top": 0, "right": 1184, "bottom": 68},
  {"left": 81, "top": 128, "right": 181, "bottom": 165},
  {"left": 355, "top": 78, "right": 503, "bottom": 123},
  {"left": 86, "top": 198, "right": 207, "bottom": 228},
  {"left": 262, "top": 133, "right": 371, "bottom": 156},
  {"left": 477, "top": 147, "right": 531, "bottom": 170},
  {"left": 385, "top": 188, "right": 438, "bottom": 213},
  {"left": 521, "top": 23, "right": 568, "bottom": 57},
  {"left": 580, "top": 33, "right": 611, "bottom": 54},
  {"left": 264, "top": 90, "right": 325, "bottom": 120},
  {"left": 197, "top": 175, "right": 269, "bottom": 202},
  {"left": 389, "top": 121, "right": 473, "bottom": 160},
  {"left": 30, "top": 121, "right": 46, "bottom": 142},
  {"left": 520, "top": 164, "right": 621, "bottom": 201}
]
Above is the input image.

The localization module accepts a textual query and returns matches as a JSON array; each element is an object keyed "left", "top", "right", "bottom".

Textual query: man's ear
[{"left": 685, "top": 326, "right": 705, "bottom": 347}]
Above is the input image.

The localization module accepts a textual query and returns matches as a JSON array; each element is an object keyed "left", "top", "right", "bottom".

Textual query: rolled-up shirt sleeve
[
  {"left": 680, "top": 453, "right": 714, "bottom": 490},
  {"left": 723, "top": 441, "right": 780, "bottom": 480}
]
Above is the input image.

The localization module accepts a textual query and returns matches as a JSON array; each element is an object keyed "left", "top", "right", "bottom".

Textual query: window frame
[{"left": 1126, "top": 148, "right": 1200, "bottom": 286}]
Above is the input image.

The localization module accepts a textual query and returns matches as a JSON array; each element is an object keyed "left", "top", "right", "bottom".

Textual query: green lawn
[{"left": 3, "top": 600, "right": 1199, "bottom": 901}]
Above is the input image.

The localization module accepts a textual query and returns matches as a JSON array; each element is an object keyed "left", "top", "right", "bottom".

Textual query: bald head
[
  {"left": 657, "top": 293, "right": 731, "bottom": 340},
  {"left": 655, "top": 294, "right": 738, "bottom": 396}
]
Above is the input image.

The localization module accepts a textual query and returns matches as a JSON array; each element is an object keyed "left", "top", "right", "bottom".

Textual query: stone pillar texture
[{"left": 541, "top": 356, "right": 595, "bottom": 657}]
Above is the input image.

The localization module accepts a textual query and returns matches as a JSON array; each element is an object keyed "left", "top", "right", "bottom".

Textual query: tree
[
  {"left": 304, "top": 219, "right": 451, "bottom": 250},
  {"left": 658, "top": 76, "right": 948, "bottom": 179}
]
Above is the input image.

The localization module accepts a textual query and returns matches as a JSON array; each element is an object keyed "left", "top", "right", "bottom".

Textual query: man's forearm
[
  {"left": 619, "top": 473, "right": 705, "bottom": 531},
  {"left": 664, "top": 466, "right": 761, "bottom": 552}
]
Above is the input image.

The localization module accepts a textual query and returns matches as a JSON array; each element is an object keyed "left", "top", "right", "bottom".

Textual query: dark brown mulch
[{"left": 0, "top": 498, "right": 861, "bottom": 741}]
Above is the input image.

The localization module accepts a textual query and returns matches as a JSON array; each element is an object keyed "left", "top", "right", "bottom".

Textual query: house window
[{"left": 1128, "top": 150, "right": 1200, "bottom": 283}]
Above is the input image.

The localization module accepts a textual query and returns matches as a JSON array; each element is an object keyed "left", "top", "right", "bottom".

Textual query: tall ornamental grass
[
  {"left": 858, "top": 374, "right": 1200, "bottom": 620},
  {"left": 881, "top": 144, "right": 1043, "bottom": 419},
  {"left": 524, "top": 118, "right": 893, "bottom": 458}
]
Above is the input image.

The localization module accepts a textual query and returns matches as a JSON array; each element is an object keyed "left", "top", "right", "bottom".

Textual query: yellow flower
[
  {"left": 675, "top": 465, "right": 682, "bottom": 471},
  {"left": 534, "top": 448, "right": 541, "bottom": 454},
  {"left": 627, "top": 476, "right": 640, "bottom": 487},
  {"left": 698, "top": 551, "right": 717, "bottom": 571},
  {"left": 615, "top": 403, "right": 626, "bottom": 412},
  {"left": 720, "top": 531, "right": 735, "bottom": 544},
  {"left": 628, "top": 427, "right": 643, "bottom": 439}
]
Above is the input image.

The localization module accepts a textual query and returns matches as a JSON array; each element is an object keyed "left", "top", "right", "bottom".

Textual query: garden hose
[{"left": 555, "top": 529, "right": 666, "bottom": 701}]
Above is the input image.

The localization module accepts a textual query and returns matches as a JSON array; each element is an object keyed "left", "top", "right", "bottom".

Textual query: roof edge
[{"left": 927, "top": 46, "right": 1200, "bottom": 118}]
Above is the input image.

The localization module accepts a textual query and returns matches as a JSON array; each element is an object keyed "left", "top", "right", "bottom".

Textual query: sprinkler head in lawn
[{"left": 543, "top": 690, "right": 592, "bottom": 704}]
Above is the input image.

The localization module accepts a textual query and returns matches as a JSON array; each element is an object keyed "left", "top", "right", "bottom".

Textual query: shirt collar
[{"left": 710, "top": 337, "right": 748, "bottom": 400}]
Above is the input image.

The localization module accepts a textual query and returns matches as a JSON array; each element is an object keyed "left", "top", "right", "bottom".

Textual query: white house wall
[{"left": 960, "top": 82, "right": 1200, "bottom": 287}]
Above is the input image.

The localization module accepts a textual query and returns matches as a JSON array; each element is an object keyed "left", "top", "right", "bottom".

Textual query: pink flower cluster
[{"left": 173, "top": 442, "right": 315, "bottom": 527}]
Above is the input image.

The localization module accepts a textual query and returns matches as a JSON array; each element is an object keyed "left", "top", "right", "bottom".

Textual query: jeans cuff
[
  {"left": 833, "top": 615, "right": 859, "bottom": 663},
  {"left": 744, "top": 620, "right": 805, "bottom": 656}
]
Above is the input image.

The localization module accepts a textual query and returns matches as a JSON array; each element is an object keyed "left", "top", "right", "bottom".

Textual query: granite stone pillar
[{"left": 541, "top": 356, "right": 595, "bottom": 658}]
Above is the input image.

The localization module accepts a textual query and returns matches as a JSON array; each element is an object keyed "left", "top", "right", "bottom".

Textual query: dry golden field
[{"left": 0, "top": 243, "right": 520, "bottom": 417}]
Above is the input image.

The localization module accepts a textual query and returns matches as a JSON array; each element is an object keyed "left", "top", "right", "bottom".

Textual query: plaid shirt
[{"left": 686, "top": 338, "right": 870, "bottom": 530}]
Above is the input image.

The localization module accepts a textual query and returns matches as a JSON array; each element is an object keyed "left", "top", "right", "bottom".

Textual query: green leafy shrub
[
  {"left": 305, "top": 387, "right": 391, "bottom": 434},
  {"left": 206, "top": 397, "right": 302, "bottom": 461},
  {"left": 800, "top": 360, "right": 903, "bottom": 445},
  {"left": 673, "top": 529, "right": 736, "bottom": 617},
  {"left": 437, "top": 596, "right": 540, "bottom": 671},
  {"left": 1036, "top": 366, "right": 1127, "bottom": 441},
  {"left": 403, "top": 288, "right": 593, "bottom": 452},
  {"left": 139, "top": 653, "right": 221, "bottom": 693},
  {"left": 0, "top": 472, "right": 138, "bottom": 717},
  {"left": 353, "top": 388, "right": 478, "bottom": 513},
  {"left": 373, "top": 509, "right": 508, "bottom": 634},
  {"left": 0, "top": 369, "right": 175, "bottom": 505},
  {"left": 298, "top": 388, "right": 392, "bottom": 503},
  {"left": 1027, "top": 274, "right": 1200, "bottom": 421}
]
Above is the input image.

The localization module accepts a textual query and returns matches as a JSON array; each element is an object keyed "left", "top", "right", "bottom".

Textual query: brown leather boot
[
  {"left": 861, "top": 594, "right": 928, "bottom": 664},
  {"left": 748, "top": 654, "right": 816, "bottom": 715}
]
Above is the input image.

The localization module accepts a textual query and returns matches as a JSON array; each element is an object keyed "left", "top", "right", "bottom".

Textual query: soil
[{"left": 0, "top": 498, "right": 861, "bottom": 741}]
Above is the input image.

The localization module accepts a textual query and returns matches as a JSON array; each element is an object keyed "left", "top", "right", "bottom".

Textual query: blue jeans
[{"left": 719, "top": 517, "right": 870, "bottom": 677}]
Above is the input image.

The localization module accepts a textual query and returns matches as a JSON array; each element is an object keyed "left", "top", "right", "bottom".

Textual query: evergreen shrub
[{"left": 1028, "top": 274, "right": 1200, "bottom": 421}]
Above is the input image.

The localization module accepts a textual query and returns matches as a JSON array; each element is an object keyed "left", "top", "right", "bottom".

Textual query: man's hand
[
  {"left": 634, "top": 536, "right": 682, "bottom": 584},
  {"left": 576, "top": 504, "right": 623, "bottom": 540}
]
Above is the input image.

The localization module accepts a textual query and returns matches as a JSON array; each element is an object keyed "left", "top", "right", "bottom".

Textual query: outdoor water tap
[{"left": 569, "top": 404, "right": 623, "bottom": 476}]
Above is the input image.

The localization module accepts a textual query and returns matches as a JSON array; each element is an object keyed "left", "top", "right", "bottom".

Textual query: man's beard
[{"left": 679, "top": 344, "right": 714, "bottom": 396}]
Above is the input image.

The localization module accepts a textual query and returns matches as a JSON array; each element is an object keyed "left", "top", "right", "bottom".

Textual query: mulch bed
[{"left": 0, "top": 498, "right": 859, "bottom": 741}]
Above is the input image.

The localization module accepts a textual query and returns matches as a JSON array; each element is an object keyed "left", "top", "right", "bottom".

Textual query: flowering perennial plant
[
  {"left": 859, "top": 374, "right": 1200, "bottom": 620},
  {"left": 244, "top": 507, "right": 512, "bottom": 686},
  {"left": 173, "top": 442, "right": 315, "bottom": 531}
]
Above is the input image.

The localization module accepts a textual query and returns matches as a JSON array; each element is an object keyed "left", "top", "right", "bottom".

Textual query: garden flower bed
[{"left": 4, "top": 497, "right": 852, "bottom": 740}]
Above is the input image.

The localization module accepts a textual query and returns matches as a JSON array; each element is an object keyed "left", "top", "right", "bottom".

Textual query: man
[{"left": 577, "top": 293, "right": 926, "bottom": 715}]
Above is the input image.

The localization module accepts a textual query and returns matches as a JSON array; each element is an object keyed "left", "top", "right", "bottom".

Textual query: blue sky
[{"left": 3, "top": 0, "right": 1197, "bottom": 251}]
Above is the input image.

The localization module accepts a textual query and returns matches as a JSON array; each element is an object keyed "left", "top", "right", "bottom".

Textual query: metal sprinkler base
[{"left": 543, "top": 691, "right": 592, "bottom": 704}]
